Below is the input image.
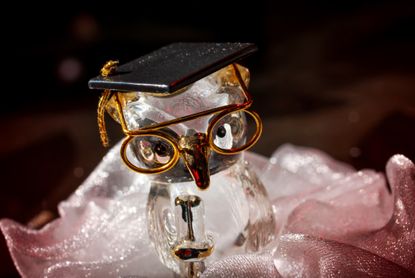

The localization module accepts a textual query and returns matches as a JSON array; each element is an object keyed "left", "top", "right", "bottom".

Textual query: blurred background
[{"left": 0, "top": 1, "right": 414, "bottom": 276}]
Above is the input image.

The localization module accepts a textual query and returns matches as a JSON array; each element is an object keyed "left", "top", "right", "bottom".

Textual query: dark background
[{"left": 1, "top": 1, "right": 414, "bottom": 276}]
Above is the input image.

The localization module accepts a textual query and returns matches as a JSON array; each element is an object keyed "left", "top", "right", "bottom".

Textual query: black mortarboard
[{"left": 88, "top": 42, "right": 257, "bottom": 94}]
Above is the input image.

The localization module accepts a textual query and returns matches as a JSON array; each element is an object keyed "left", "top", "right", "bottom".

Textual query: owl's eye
[
  {"left": 211, "top": 110, "right": 262, "bottom": 153},
  {"left": 212, "top": 112, "right": 246, "bottom": 150},
  {"left": 216, "top": 126, "right": 227, "bottom": 138},
  {"left": 213, "top": 123, "right": 233, "bottom": 149},
  {"left": 129, "top": 136, "right": 175, "bottom": 168},
  {"left": 153, "top": 141, "right": 171, "bottom": 164}
]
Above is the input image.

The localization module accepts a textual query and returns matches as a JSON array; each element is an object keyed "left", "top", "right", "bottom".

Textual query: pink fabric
[
  {"left": 1, "top": 144, "right": 414, "bottom": 277},
  {"left": 205, "top": 147, "right": 415, "bottom": 277}
]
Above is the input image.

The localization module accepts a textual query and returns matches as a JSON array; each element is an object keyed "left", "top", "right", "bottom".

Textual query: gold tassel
[
  {"left": 97, "top": 60, "right": 119, "bottom": 147},
  {"left": 97, "top": 89, "right": 112, "bottom": 147}
]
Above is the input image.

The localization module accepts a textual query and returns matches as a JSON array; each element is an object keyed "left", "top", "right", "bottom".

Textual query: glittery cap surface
[{"left": 88, "top": 42, "right": 257, "bottom": 93}]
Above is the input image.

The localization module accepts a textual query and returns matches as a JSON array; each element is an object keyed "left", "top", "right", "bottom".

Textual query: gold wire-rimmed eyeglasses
[{"left": 97, "top": 63, "right": 263, "bottom": 175}]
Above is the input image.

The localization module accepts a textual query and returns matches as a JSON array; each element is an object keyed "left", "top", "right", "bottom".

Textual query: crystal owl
[{"left": 89, "top": 43, "right": 275, "bottom": 277}]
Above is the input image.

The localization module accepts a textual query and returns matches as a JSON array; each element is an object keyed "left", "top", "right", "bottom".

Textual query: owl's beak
[{"left": 178, "top": 133, "right": 210, "bottom": 190}]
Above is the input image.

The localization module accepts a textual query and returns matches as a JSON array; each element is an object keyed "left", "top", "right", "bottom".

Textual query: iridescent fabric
[
  {"left": 204, "top": 146, "right": 415, "bottom": 277},
  {"left": 1, "top": 143, "right": 414, "bottom": 277}
]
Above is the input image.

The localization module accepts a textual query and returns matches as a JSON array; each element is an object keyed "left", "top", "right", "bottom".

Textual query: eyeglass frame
[{"left": 98, "top": 63, "right": 263, "bottom": 174}]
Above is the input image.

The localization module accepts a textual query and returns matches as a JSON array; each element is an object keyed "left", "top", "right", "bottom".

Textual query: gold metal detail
[
  {"left": 172, "top": 195, "right": 213, "bottom": 262},
  {"left": 172, "top": 245, "right": 213, "bottom": 261},
  {"left": 207, "top": 110, "right": 262, "bottom": 155},
  {"left": 175, "top": 195, "right": 201, "bottom": 241},
  {"left": 100, "top": 60, "right": 119, "bottom": 77},
  {"left": 120, "top": 132, "right": 180, "bottom": 174}
]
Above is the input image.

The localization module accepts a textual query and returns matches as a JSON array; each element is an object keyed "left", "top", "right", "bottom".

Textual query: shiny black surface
[{"left": 88, "top": 42, "right": 257, "bottom": 93}]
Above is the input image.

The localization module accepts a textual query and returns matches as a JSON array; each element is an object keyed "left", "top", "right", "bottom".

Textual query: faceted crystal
[
  {"left": 146, "top": 155, "right": 275, "bottom": 275},
  {"left": 105, "top": 92, "right": 138, "bottom": 123},
  {"left": 104, "top": 64, "right": 249, "bottom": 135}
]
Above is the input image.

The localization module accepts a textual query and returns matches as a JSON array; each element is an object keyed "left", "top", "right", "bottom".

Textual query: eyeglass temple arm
[{"left": 231, "top": 63, "right": 251, "bottom": 99}]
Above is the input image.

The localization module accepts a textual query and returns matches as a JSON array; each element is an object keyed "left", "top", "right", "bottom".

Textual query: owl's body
[
  {"left": 147, "top": 152, "right": 275, "bottom": 275},
  {"left": 103, "top": 64, "right": 275, "bottom": 275}
]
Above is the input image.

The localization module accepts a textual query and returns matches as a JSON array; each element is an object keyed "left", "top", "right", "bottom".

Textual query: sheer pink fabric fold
[
  {"left": 1, "top": 143, "right": 414, "bottom": 277},
  {"left": 205, "top": 146, "right": 415, "bottom": 277}
]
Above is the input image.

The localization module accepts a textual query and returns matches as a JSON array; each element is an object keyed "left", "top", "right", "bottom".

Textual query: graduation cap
[{"left": 88, "top": 42, "right": 257, "bottom": 94}]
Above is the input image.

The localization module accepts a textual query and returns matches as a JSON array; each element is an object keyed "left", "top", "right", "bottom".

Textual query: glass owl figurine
[{"left": 89, "top": 43, "right": 275, "bottom": 277}]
